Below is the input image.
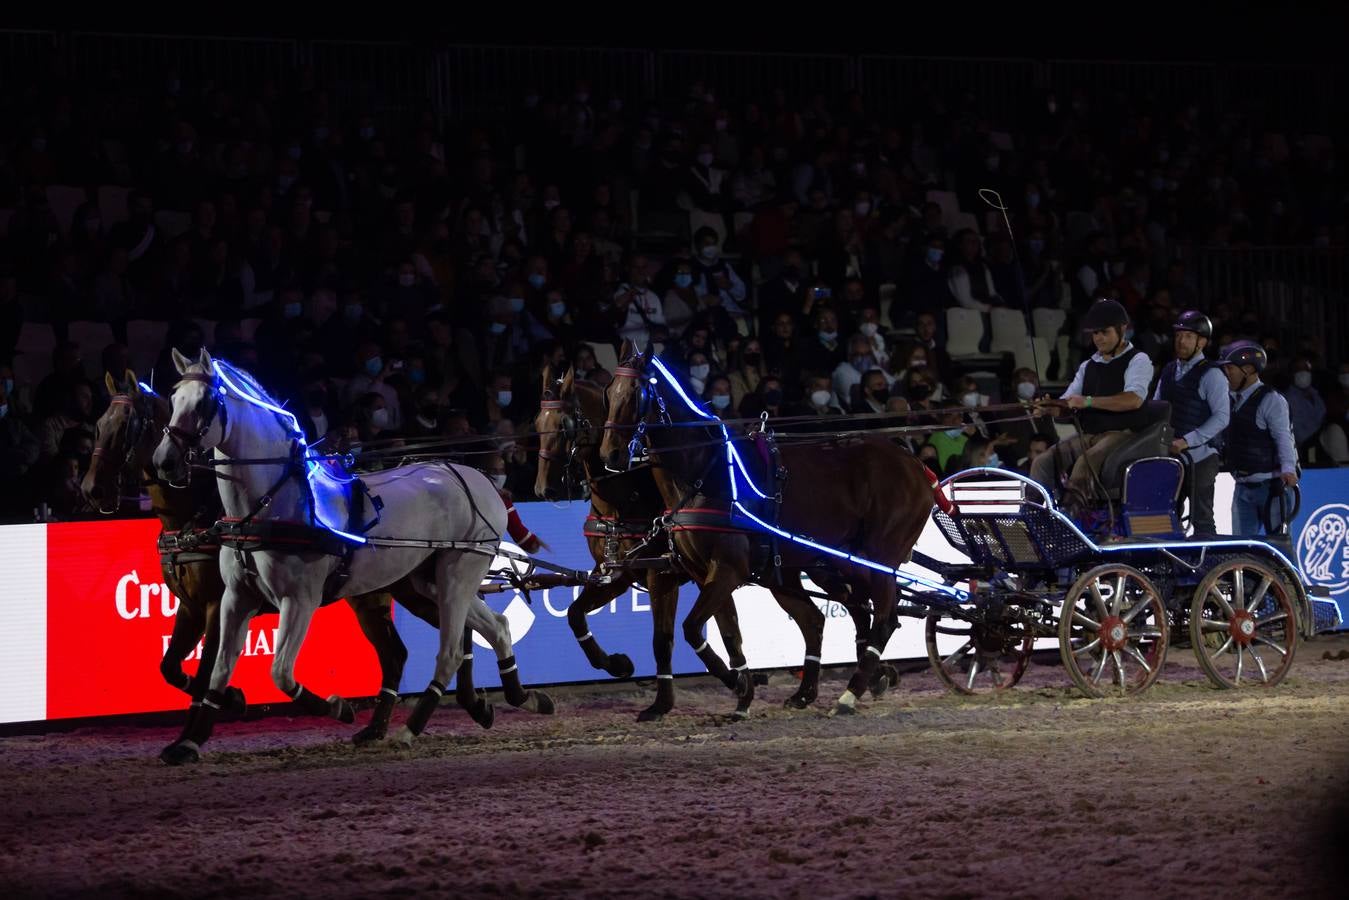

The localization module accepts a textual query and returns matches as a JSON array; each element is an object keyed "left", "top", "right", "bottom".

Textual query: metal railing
[{"left": 1196, "top": 247, "right": 1349, "bottom": 364}]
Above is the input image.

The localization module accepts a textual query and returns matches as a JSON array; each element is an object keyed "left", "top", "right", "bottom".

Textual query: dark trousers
[{"left": 1182, "top": 453, "right": 1220, "bottom": 536}]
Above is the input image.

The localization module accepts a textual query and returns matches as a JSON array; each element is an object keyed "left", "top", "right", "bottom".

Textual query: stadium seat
[
  {"left": 989, "top": 308, "right": 1028, "bottom": 354},
  {"left": 945, "top": 308, "right": 986, "bottom": 358},
  {"left": 16, "top": 321, "right": 56, "bottom": 359},
  {"left": 1032, "top": 307, "right": 1067, "bottom": 339}
]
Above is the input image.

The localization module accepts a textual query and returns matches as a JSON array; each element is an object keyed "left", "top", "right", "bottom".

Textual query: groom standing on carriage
[{"left": 1030, "top": 299, "right": 1155, "bottom": 519}]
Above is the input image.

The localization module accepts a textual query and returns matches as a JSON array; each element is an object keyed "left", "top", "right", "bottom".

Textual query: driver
[{"left": 1030, "top": 298, "right": 1154, "bottom": 518}]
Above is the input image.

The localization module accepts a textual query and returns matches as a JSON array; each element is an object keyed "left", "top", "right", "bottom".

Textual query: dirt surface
[{"left": 3, "top": 636, "right": 1348, "bottom": 900}]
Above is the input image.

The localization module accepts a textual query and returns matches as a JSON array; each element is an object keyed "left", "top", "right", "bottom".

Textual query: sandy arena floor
[{"left": 2, "top": 635, "right": 1348, "bottom": 899}]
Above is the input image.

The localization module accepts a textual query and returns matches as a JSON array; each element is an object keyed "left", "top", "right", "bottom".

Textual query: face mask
[
  {"left": 699, "top": 245, "right": 719, "bottom": 262},
  {"left": 398, "top": 273, "right": 416, "bottom": 288},
  {"left": 1293, "top": 371, "right": 1313, "bottom": 389},
  {"left": 987, "top": 452, "right": 1002, "bottom": 468},
  {"left": 926, "top": 247, "right": 944, "bottom": 266},
  {"left": 31, "top": 138, "right": 47, "bottom": 152},
  {"left": 287, "top": 146, "right": 302, "bottom": 161},
  {"left": 743, "top": 352, "right": 761, "bottom": 366},
  {"left": 945, "top": 428, "right": 963, "bottom": 438},
  {"left": 2, "top": 378, "right": 13, "bottom": 395},
  {"left": 489, "top": 321, "right": 508, "bottom": 335},
  {"left": 528, "top": 273, "right": 547, "bottom": 289},
  {"left": 496, "top": 390, "right": 513, "bottom": 407},
  {"left": 908, "top": 358, "right": 927, "bottom": 369},
  {"left": 961, "top": 392, "right": 980, "bottom": 408},
  {"left": 276, "top": 175, "right": 296, "bottom": 193},
  {"left": 1338, "top": 373, "right": 1349, "bottom": 389},
  {"left": 690, "top": 364, "right": 710, "bottom": 380},
  {"left": 869, "top": 387, "right": 889, "bottom": 403},
  {"left": 365, "top": 357, "right": 383, "bottom": 377},
  {"left": 508, "top": 296, "right": 525, "bottom": 314},
  {"left": 343, "top": 304, "right": 363, "bottom": 322},
  {"left": 369, "top": 408, "right": 390, "bottom": 430},
  {"left": 85, "top": 217, "right": 102, "bottom": 233},
  {"left": 0, "top": 403, "right": 7, "bottom": 419},
  {"left": 696, "top": 152, "right": 715, "bottom": 167},
  {"left": 282, "top": 302, "right": 302, "bottom": 319},
  {"left": 1027, "top": 193, "right": 1041, "bottom": 209},
  {"left": 855, "top": 323, "right": 877, "bottom": 338},
  {"left": 907, "top": 382, "right": 933, "bottom": 401},
  {"left": 674, "top": 273, "right": 694, "bottom": 288},
  {"left": 359, "top": 126, "right": 375, "bottom": 140},
  {"left": 854, "top": 201, "right": 872, "bottom": 216},
  {"left": 1016, "top": 381, "right": 1038, "bottom": 401},
  {"left": 543, "top": 199, "right": 560, "bottom": 211},
  {"left": 811, "top": 390, "right": 832, "bottom": 408},
  {"left": 491, "top": 473, "right": 508, "bottom": 490},
  {"left": 548, "top": 300, "right": 567, "bottom": 318},
  {"left": 714, "top": 119, "right": 728, "bottom": 132},
  {"left": 818, "top": 330, "right": 838, "bottom": 343},
  {"left": 851, "top": 355, "right": 876, "bottom": 371},
  {"left": 177, "top": 140, "right": 193, "bottom": 155},
  {"left": 852, "top": 161, "right": 866, "bottom": 175},
  {"left": 408, "top": 369, "right": 426, "bottom": 385},
  {"left": 710, "top": 394, "right": 732, "bottom": 410},
  {"left": 1028, "top": 238, "right": 1045, "bottom": 255}
]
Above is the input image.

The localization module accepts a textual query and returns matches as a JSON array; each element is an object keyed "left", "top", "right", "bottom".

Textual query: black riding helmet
[
  {"left": 1172, "top": 309, "right": 1213, "bottom": 339},
  {"left": 1218, "top": 340, "right": 1267, "bottom": 373},
  {"left": 1080, "top": 298, "right": 1130, "bottom": 332}
]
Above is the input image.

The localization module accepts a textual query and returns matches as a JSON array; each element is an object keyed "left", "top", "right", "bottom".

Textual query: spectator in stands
[
  {"left": 833, "top": 333, "right": 890, "bottom": 408},
  {"left": 297, "top": 370, "right": 335, "bottom": 445},
  {"left": 727, "top": 339, "right": 766, "bottom": 413},
  {"left": 35, "top": 342, "right": 88, "bottom": 420},
  {"left": 788, "top": 374, "right": 846, "bottom": 419},
  {"left": 854, "top": 369, "right": 892, "bottom": 414},
  {"left": 344, "top": 340, "right": 403, "bottom": 431},
  {"left": 740, "top": 375, "right": 786, "bottom": 419},
  {"left": 472, "top": 370, "right": 517, "bottom": 431},
  {"left": 0, "top": 377, "right": 41, "bottom": 517},
  {"left": 612, "top": 254, "right": 665, "bottom": 349},
  {"left": 1020, "top": 434, "right": 1055, "bottom": 475},
  {"left": 1284, "top": 356, "right": 1327, "bottom": 453},
  {"left": 1074, "top": 231, "right": 1112, "bottom": 310},
  {"left": 572, "top": 344, "right": 609, "bottom": 386},
  {"left": 704, "top": 375, "right": 734, "bottom": 416},
  {"left": 691, "top": 227, "right": 747, "bottom": 316},
  {"left": 800, "top": 308, "right": 845, "bottom": 377},
  {"left": 901, "top": 234, "right": 952, "bottom": 324},
  {"left": 948, "top": 229, "right": 1002, "bottom": 313},
  {"left": 927, "top": 406, "right": 971, "bottom": 475}
]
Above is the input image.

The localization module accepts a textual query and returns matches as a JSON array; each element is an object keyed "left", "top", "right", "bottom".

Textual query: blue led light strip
[
  {"left": 212, "top": 360, "right": 366, "bottom": 544},
  {"left": 646, "top": 356, "right": 966, "bottom": 601}
]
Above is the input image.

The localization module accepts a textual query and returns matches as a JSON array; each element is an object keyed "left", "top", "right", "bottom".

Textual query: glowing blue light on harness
[
  {"left": 212, "top": 360, "right": 366, "bottom": 544},
  {"left": 646, "top": 355, "right": 966, "bottom": 601}
]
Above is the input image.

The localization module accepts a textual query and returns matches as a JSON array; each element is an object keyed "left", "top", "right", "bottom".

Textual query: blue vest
[
  {"left": 1157, "top": 358, "right": 1212, "bottom": 438},
  {"left": 1224, "top": 384, "right": 1278, "bottom": 476}
]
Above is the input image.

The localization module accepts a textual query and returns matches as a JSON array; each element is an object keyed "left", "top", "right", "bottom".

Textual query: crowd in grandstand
[{"left": 1, "top": 59, "right": 1346, "bottom": 522}]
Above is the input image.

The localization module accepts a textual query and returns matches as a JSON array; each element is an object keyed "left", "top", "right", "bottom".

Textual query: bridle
[
  {"left": 605, "top": 363, "right": 669, "bottom": 469},
  {"left": 90, "top": 391, "right": 156, "bottom": 514},
  {"left": 538, "top": 388, "right": 593, "bottom": 500},
  {"left": 162, "top": 372, "right": 230, "bottom": 486}
]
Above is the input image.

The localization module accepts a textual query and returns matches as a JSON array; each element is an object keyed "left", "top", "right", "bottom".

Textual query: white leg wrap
[
  {"left": 804, "top": 655, "right": 821, "bottom": 663},
  {"left": 656, "top": 674, "right": 674, "bottom": 680},
  {"left": 866, "top": 646, "right": 882, "bottom": 658},
  {"left": 462, "top": 653, "right": 473, "bottom": 661},
  {"left": 499, "top": 664, "right": 518, "bottom": 675},
  {"left": 426, "top": 683, "right": 444, "bottom": 697},
  {"left": 202, "top": 697, "right": 222, "bottom": 710},
  {"left": 838, "top": 689, "right": 857, "bottom": 708},
  {"left": 379, "top": 687, "right": 398, "bottom": 698},
  {"left": 692, "top": 640, "right": 708, "bottom": 653},
  {"left": 734, "top": 664, "right": 748, "bottom": 671},
  {"left": 578, "top": 632, "right": 593, "bottom": 642}
]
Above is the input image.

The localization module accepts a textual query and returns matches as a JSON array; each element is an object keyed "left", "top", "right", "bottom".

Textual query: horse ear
[
  {"left": 172, "top": 348, "right": 192, "bottom": 375},
  {"left": 541, "top": 363, "right": 554, "bottom": 396},
  {"left": 560, "top": 366, "right": 575, "bottom": 397},
  {"left": 104, "top": 372, "right": 118, "bottom": 396},
  {"left": 640, "top": 341, "right": 654, "bottom": 367},
  {"left": 125, "top": 370, "right": 139, "bottom": 396},
  {"left": 617, "top": 338, "right": 634, "bottom": 363},
  {"left": 198, "top": 347, "right": 214, "bottom": 374}
]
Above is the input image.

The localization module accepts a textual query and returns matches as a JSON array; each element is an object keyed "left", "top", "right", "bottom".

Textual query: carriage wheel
[
  {"left": 1188, "top": 557, "right": 1298, "bottom": 689},
  {"left": 924, "top": 611, "right": 1033, "bottom": 695},
  {"left": 1059, "top": 564, "right": 1168, "bottom": 698}
]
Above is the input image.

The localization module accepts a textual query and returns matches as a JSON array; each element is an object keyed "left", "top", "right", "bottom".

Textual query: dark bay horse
[
  {"left": 83, "top": 373, "right": 545, "bottom": 761},
  {"left": 539, "top": 354, "right": 893, "bottom": 713},
  {"left": 534, "top": 364, "right": 758, "bottom": 719},
  {"left": 598, "top": 346, "right": 933, "bottom": 714}
]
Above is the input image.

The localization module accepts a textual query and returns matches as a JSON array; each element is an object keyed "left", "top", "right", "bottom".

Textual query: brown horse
[
  {"left": 598, "top": 345, "right": 933, "bottom": 714},
  {"left": 82, "top": 374, "right": 541, "bottom": 754},
  {"left": 539, "top": 357, "right": 892, "bottom": 712},
  {"left": 534, "top": 364, "right": 758, "bottom": 718}
]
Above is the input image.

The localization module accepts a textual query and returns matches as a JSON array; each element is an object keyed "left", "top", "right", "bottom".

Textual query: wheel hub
[
  {"left": 1100, "top": 615, "right": 1128, "bottom": 652},
  {"left": 1229, "top": 610, "right": 1256, "bottom": 646}
]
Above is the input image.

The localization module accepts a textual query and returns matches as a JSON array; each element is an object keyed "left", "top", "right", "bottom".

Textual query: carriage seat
[{"left": 1097, "top": 401, "right": 1173, "bottom": 501}]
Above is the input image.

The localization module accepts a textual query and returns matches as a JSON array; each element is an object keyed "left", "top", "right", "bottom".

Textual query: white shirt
[
  {"left": 1062, "top": 342, "right": 1154, "bottom": 402},
  {"left": 614, "top": 285, "right": 666, "bottom": 346}
]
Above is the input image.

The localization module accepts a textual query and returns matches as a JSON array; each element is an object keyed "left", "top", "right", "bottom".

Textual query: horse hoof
[
  {"left": 327, "top": 695, "right": 356, "bottom": 724},
  {"left": 735, "top": 671, "right": 753, "bottom": 699},
  {"left": 831, "top": 702, "right": 858, "bottom": 717},
  {"left": 606, "top": 654, "right": 635, "bottom": 680},
  {"left": 525, "top": 691, "right": 555, "bottom": 715},
  {"left": 389, "top": 725, "right": 415, "bottom": 748},
  {"left": 636, "top": 705, "right": 669, "bottom": 723},
  {"left": 223, "top": 687, "right": 248, "bottom": 717},
  {"left": 868, "top": 676, "right": 890, "bottom": 699},
  {"left": 351, "top": 725, "right": 386, "bottom": 746},
  {"left": 783, "top": 694, "right": 813, "bottom": 710},
  {"left": 730, "top": 709, "right": 749, "bottom": 720},
  {"left": 159, "top": 741, "right": 200, "bottom": 766},
  {"left": 470, "top": 699, "right": 495, "bottom": 730}
]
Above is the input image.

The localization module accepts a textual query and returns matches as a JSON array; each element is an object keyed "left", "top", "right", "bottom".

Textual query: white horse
[{"left": 152, "top": 349, "right": 545, "bottom": 763}]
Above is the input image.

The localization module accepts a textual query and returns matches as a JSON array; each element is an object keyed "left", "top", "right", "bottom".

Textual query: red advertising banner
[{"left": 45, "top": 520, "right": 381, "bottom": 719}]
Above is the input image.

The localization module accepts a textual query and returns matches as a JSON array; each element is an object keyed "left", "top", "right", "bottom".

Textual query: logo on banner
[
  {"left": 1298, "top": 503, "right": 1349, "bottom": 599},
  {"left": 473, "top": 542, "right": 537, "bottom": 649}
]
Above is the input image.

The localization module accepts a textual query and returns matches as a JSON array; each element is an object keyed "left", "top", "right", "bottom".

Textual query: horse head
[
  {"left": 600, "top": 339, "right": 655, "bottom": 472},
  {"left": 152, "top": 347, "right": 226, "bottom": 488},
  {"left": 534, "top": 363, "right": 579, "bottom": 501},
  {"left": 83, "top": 370, "right": 156, "bottom": 514}
]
